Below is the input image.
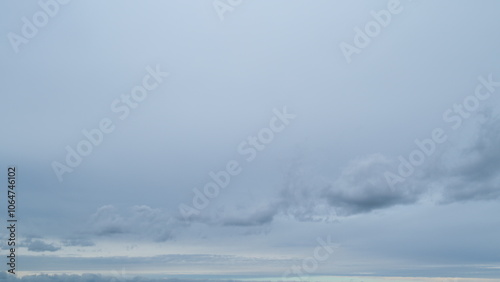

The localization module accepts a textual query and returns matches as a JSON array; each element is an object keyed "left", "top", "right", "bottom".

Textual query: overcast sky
[{"left": 1, "top": 0, "right": 500, "bottom": 281}]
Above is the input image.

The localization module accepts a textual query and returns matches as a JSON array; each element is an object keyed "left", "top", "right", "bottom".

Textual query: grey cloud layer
[
  {"left": 88, "top": 205, "right": 179, "bottom": 242},
  {"left": 0, "top": 272, "right": 253, "bottom": 282},
  {"left": 82, "top": 113, "right": 500, "bottom": 240},
  {"left": 25, "top": 240, "right": 61, "bottom": 252}
]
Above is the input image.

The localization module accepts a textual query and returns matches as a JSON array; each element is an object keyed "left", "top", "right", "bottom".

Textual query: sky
[{"left": 1, "top": 0, "right": 500, "bottom": 281}]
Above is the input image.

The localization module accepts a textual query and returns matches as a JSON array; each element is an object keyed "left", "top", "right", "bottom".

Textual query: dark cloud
[
  {"left": 272, "top": 114, "right": 500, "bottom": 218},
  {"left": 220, "top": 205, "right": 277, "bottom": 226},
  {"left": 438, "top": 115, "right": 500, "bottom": 203},
  {"left": 177, "top": 204, "right": 277, "bottom": 229},
  {"left": 26, "top": 240, "right": 61, "bottom": 252},
  {"left": 275, "top": 154, "right": 422, "bottom": 218},
  {"left": 322, "top": 154, "right": 421, "bottom": 215},
  {"left": 181, "top": 154, "right": 422, "bottom": 224},
  {"left": 77, "top": 116, "right": 500, "bottom": 242},
  {"left": 277, "top": 159, "right": 338, "bottom": 222},
  {"left": 90, "top": 205, "right": 128, "bottom": 236},
  {"left": 87, "top": 205, "right": 177, "bottom": 242},
  {"left": 176, "top": 113, "right": 500, "bottom": 226}
]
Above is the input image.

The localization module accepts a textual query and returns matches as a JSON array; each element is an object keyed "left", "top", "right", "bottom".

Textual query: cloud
[
  {"left": 87, "top": 205, "right": 177, "bottom": 242},
  {"left": 274, "top": 154, "right": 421, "bottom": 218},
  {"left": 85, "top": 114, "right": 500, "bottom": 233},
  {"left": 26, "top": 240, "right": 61, "bottom": 252},
  {"left": 0, "top": 272, "right": 257, "bottom": 282},
  {"left": 12, "top": 254, "right": 292, "bottom": 281},
  {"left": 62, "top": 238, "right": 95, "bottom": 247},
  {"left": 178, "top": 203, "right": 277, "bottom": 229},
  {"left": 275, "top": 114, "right": 500, "bottom": 218},
  {"left": 323, "top": 154, "right": 421, "bottom": 215},
  {"left": 219, "top": 205, "right": 277, "bottom": 226},
  {"left": 90, "top": 205, "right": 127, "bottom": 236},
  {"left": 277, "top": 159, "right": 338, "bottom": 222},
  {"left": 180, "top": 154, "right": 421, "bottom": 225},
  {"left": 437, "top": 115, "right": 500, "bottom": 203}
]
